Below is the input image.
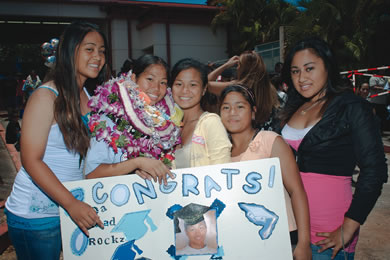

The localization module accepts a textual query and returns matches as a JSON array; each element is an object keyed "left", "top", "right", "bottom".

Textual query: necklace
[{"left": 300, "top": 100, "right": 321, "bottom": 115}]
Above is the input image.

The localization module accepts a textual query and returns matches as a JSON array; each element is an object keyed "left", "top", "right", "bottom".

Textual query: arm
[
  {"left": 86, "top": 117, "right": 173, "bottom": 184},
  {"left": 207, "top": 56, "right": 239, "bottom": 82},
  {"left": 271, "top": 137, "right": 311, "bottom": 260},
  {"left": 202, "top": 114, "right": 232, "bottom": 165},
  {"left": 207, "top": 81, "right": 235, "bottom": 96},
  {"left": 348, "top": 101, "right": 387, "bottom": 221},
  {"left": 87, "top": 156, "right": 173, "bottom": 185},
  {"left": 315, "top": 100, "right": 387, "bottom": 258},
  {"left": 20, "top": 89, "right": 102, "bottom": 236},
  {"left": 207, "top": 56, "right": 239, "bottom": 96}
]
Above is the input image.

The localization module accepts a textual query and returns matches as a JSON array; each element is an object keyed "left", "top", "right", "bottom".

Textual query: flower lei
[{"left": 88, "top": 72, "right": 182, "bottom": 167}]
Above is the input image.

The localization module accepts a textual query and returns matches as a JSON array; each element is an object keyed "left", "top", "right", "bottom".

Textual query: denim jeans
[
  {"left": 7, "top": 224, "right": 62, "bottom": 260},
  {"left": 311, "top": 244, "right": 355, "bottom": 260}
]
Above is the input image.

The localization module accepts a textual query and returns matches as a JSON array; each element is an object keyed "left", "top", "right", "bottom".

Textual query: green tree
[
  {"left": 285, "top": 0, "right": 390, "bottom": 70},
  {"left": 211, "top": 0, "right": 297, "bottom": 55},
  {"left": 210, "top": 0, "right": 390, "bottom": 70}
]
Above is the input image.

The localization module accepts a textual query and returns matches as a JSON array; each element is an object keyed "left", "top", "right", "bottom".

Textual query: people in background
[
  {"left": 22, "top": 69, "right": 41, "bottom": 101},
  {"left": 208, "top": 51, "right": 280, "bottom": 131},
  {"left": 117, "top": 58, "right": 134, "bottom": 76},
  {"left": 355, "top": 82, "right": 369, "bottom": 100},
  {"left": 368, "top": 76, "right": 388, "bottom": 131}
]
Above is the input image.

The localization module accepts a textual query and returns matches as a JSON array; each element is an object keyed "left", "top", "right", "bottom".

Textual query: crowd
[{"left": 3, "top": 21, "right": 388, "bottom": 260}]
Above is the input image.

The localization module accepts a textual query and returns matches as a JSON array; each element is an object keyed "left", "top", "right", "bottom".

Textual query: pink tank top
[
  {"left": 232, "top": 131, "right": 297, "bottom": 232},
  {"left": 282, "top": 124, "right": 359, "bottom": 252}
]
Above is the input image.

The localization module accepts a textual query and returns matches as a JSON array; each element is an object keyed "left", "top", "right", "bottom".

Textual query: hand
[
  {"left": 226, "top": 55, "right": 239, "bottom": 67},
  {"left": 66, "top": 199, "right": 103, "bottom": 236},
  {"left": 135, "top": 169, "right": 152, "bottom": 180},
  {"left": 293, "top": 242, "right": 311, "bottom": 260},
  {"left": 136, "top": 157, "right": 174, "bottom": 185},
  {"left": 372, "top": 86, "right": 385, "bottom": 90},
  {"left": 314, "top": 218, "right": 359, "bottom": 259}
]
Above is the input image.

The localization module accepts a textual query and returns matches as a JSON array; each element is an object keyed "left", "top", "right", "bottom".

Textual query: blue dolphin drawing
[{"left": 238, "top": 203, "right": 279, "bottom": 240}]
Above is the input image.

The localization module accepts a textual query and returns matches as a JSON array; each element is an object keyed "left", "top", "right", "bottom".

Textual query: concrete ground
[{"left": 0, "top": 115, "right": 389, "bottom": 259}]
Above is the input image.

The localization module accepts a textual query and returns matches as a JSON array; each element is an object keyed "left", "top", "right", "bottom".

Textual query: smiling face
[
  {"left": 290, "top": 48, "right": 328, "bottom": 101},
  {"left": 185, "top": 220, "right": 207, "bottom": 249},
  {"left": 220, "top": 91, "right": 255, "bottom": 134},
  {"left": 75, "top": 31, "right": 106, "bottom": 87},
  {"left": 172, "top": 68, "right": 205, "bottom": 111},
  {"left": 132, "top": 64, "right": 168, "bottom": 105}
]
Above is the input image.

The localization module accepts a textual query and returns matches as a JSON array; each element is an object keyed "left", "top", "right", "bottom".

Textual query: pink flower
[{"left": 88, "top": 71, "right": 181, "bottom": 166}]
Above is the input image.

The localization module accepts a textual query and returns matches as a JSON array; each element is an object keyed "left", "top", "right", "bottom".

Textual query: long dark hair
[
  {"left": 279, "top": 37, "right": 351, "bottom": 124},
  {"left": 236, "top": 51, "right": 279, "bottom": 125},
  {"left": 50, "top": 21, "right": 110, "bottom": 159},
  {"left": 133, "top": 54, "right": 169, "bottom": 82},
  {"left": 170, "top": 58, "right": 208, "bottom": 87},
  {"left": 170, "top": 58, "right": 212, "bottom": 110}
]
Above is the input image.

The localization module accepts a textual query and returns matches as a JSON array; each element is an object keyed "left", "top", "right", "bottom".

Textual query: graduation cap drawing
[
  {"left": 111, "top": 210, "right": 157, "bottom": 260},
  {"left": 173, "top": 203, "right": 210, "bottom": 233},
  {"left": 111, "top": 209, "right": 157, "bottom": 241}
]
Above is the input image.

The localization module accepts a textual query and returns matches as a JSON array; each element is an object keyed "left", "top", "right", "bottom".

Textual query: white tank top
[
  {"left": 6, "top": 86, "right": 84, "bottom": 219},
  {"left": 281, "top": 123, "right": 314, "bottom": 140}
]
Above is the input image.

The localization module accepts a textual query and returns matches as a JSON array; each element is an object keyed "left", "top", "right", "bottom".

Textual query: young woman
[
  {"left": 85, "top": 54, "right": 174, "bottom": 184},
  {"left": 208, "top": 51, "right": 280, "bottom": 131},
  {"left": 171, "top": 58, "right": 231, "bottom": 168},
  {"left": 280, "top": 37, "right": 388, "bottom": 259},
  {"left": 220, "top": 85, "right": 311, "bottom": 260},
  {"left": 5, "top": 21, "right": 110, "bottom": 259}
]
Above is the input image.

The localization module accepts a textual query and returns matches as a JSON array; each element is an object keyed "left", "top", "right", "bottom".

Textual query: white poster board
[{"left": 60, "top": 158, "right": 293, "bottom": 259}]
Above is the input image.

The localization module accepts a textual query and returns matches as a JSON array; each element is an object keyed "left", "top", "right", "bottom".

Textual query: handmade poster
[{"left": 60, "top": 158, "right": 293, "bottom": 259}]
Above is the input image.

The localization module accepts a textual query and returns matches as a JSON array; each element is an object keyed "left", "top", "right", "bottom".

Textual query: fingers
[
  {"left": 331, "top": 246, "right": 342, "bottom": 259},
  {"left": 70, "top": 202, "right": 104, "bottom": 237},
  {"left": 316, "top": 232, "right": 329, "bottom": 238},
  {"left": 159, "top": 174, "right": 165, "bottom": 185},
  {"left": 166, "top": 170, "right": 175, "bottom": 181},
  {"left": 96, "top": 217, "right": 104, "bottom": 229},
  {"left": 161, "top": 170, "right": 175, "bottom": 186},
  {"left": 146, "top": 170, "right": 158, "bottom": 182},
  {"left": 80, "top": 225, "right": 89, "bottom": 237},
  {"left": 135, "top": 169, "right": 151, "bottom": 180},
  {"left": 136, "top": 159, "right": 175, "bottom": 185}
]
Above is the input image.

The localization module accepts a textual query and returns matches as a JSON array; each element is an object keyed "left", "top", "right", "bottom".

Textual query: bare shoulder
[
  {"left": 271, "top": 135, "right": 294, "bottom": 157},
  {"left": 29, "top": 81, "right": 57, "bottom": 101},
  {"left": 24, "top": 81, "right": 57, "bottom": 123}
]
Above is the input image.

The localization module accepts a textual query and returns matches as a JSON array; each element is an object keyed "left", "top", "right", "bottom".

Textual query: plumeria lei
[{"left": 88, "top": 72, "right": 182, "bottom": 167}]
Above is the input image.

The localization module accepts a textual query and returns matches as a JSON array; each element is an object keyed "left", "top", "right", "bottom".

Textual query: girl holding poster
[
  {"left": 5, "top": 21, "right": 110, "bottom": 259},
  {"left": 85, "top": 54, "right": 180, "bottom": 184},
  {"left": 219, "top": 85, "right": 311, "bottom": 260},
  {"left": 171, "top": 58, "right": 232, "bottom": 168}
]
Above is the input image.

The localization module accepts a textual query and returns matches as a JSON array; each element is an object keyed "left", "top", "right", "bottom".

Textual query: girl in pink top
[
  {"left": 279, "top": 37, "right": 387, "bottom": 260},
  {"left": 220, "top": 84, "right": 311, "bottom": 260}
]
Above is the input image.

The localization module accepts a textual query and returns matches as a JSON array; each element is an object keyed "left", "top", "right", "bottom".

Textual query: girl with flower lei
[{"left": 85, "top": 55, "right": 181, "bottom": 184}]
